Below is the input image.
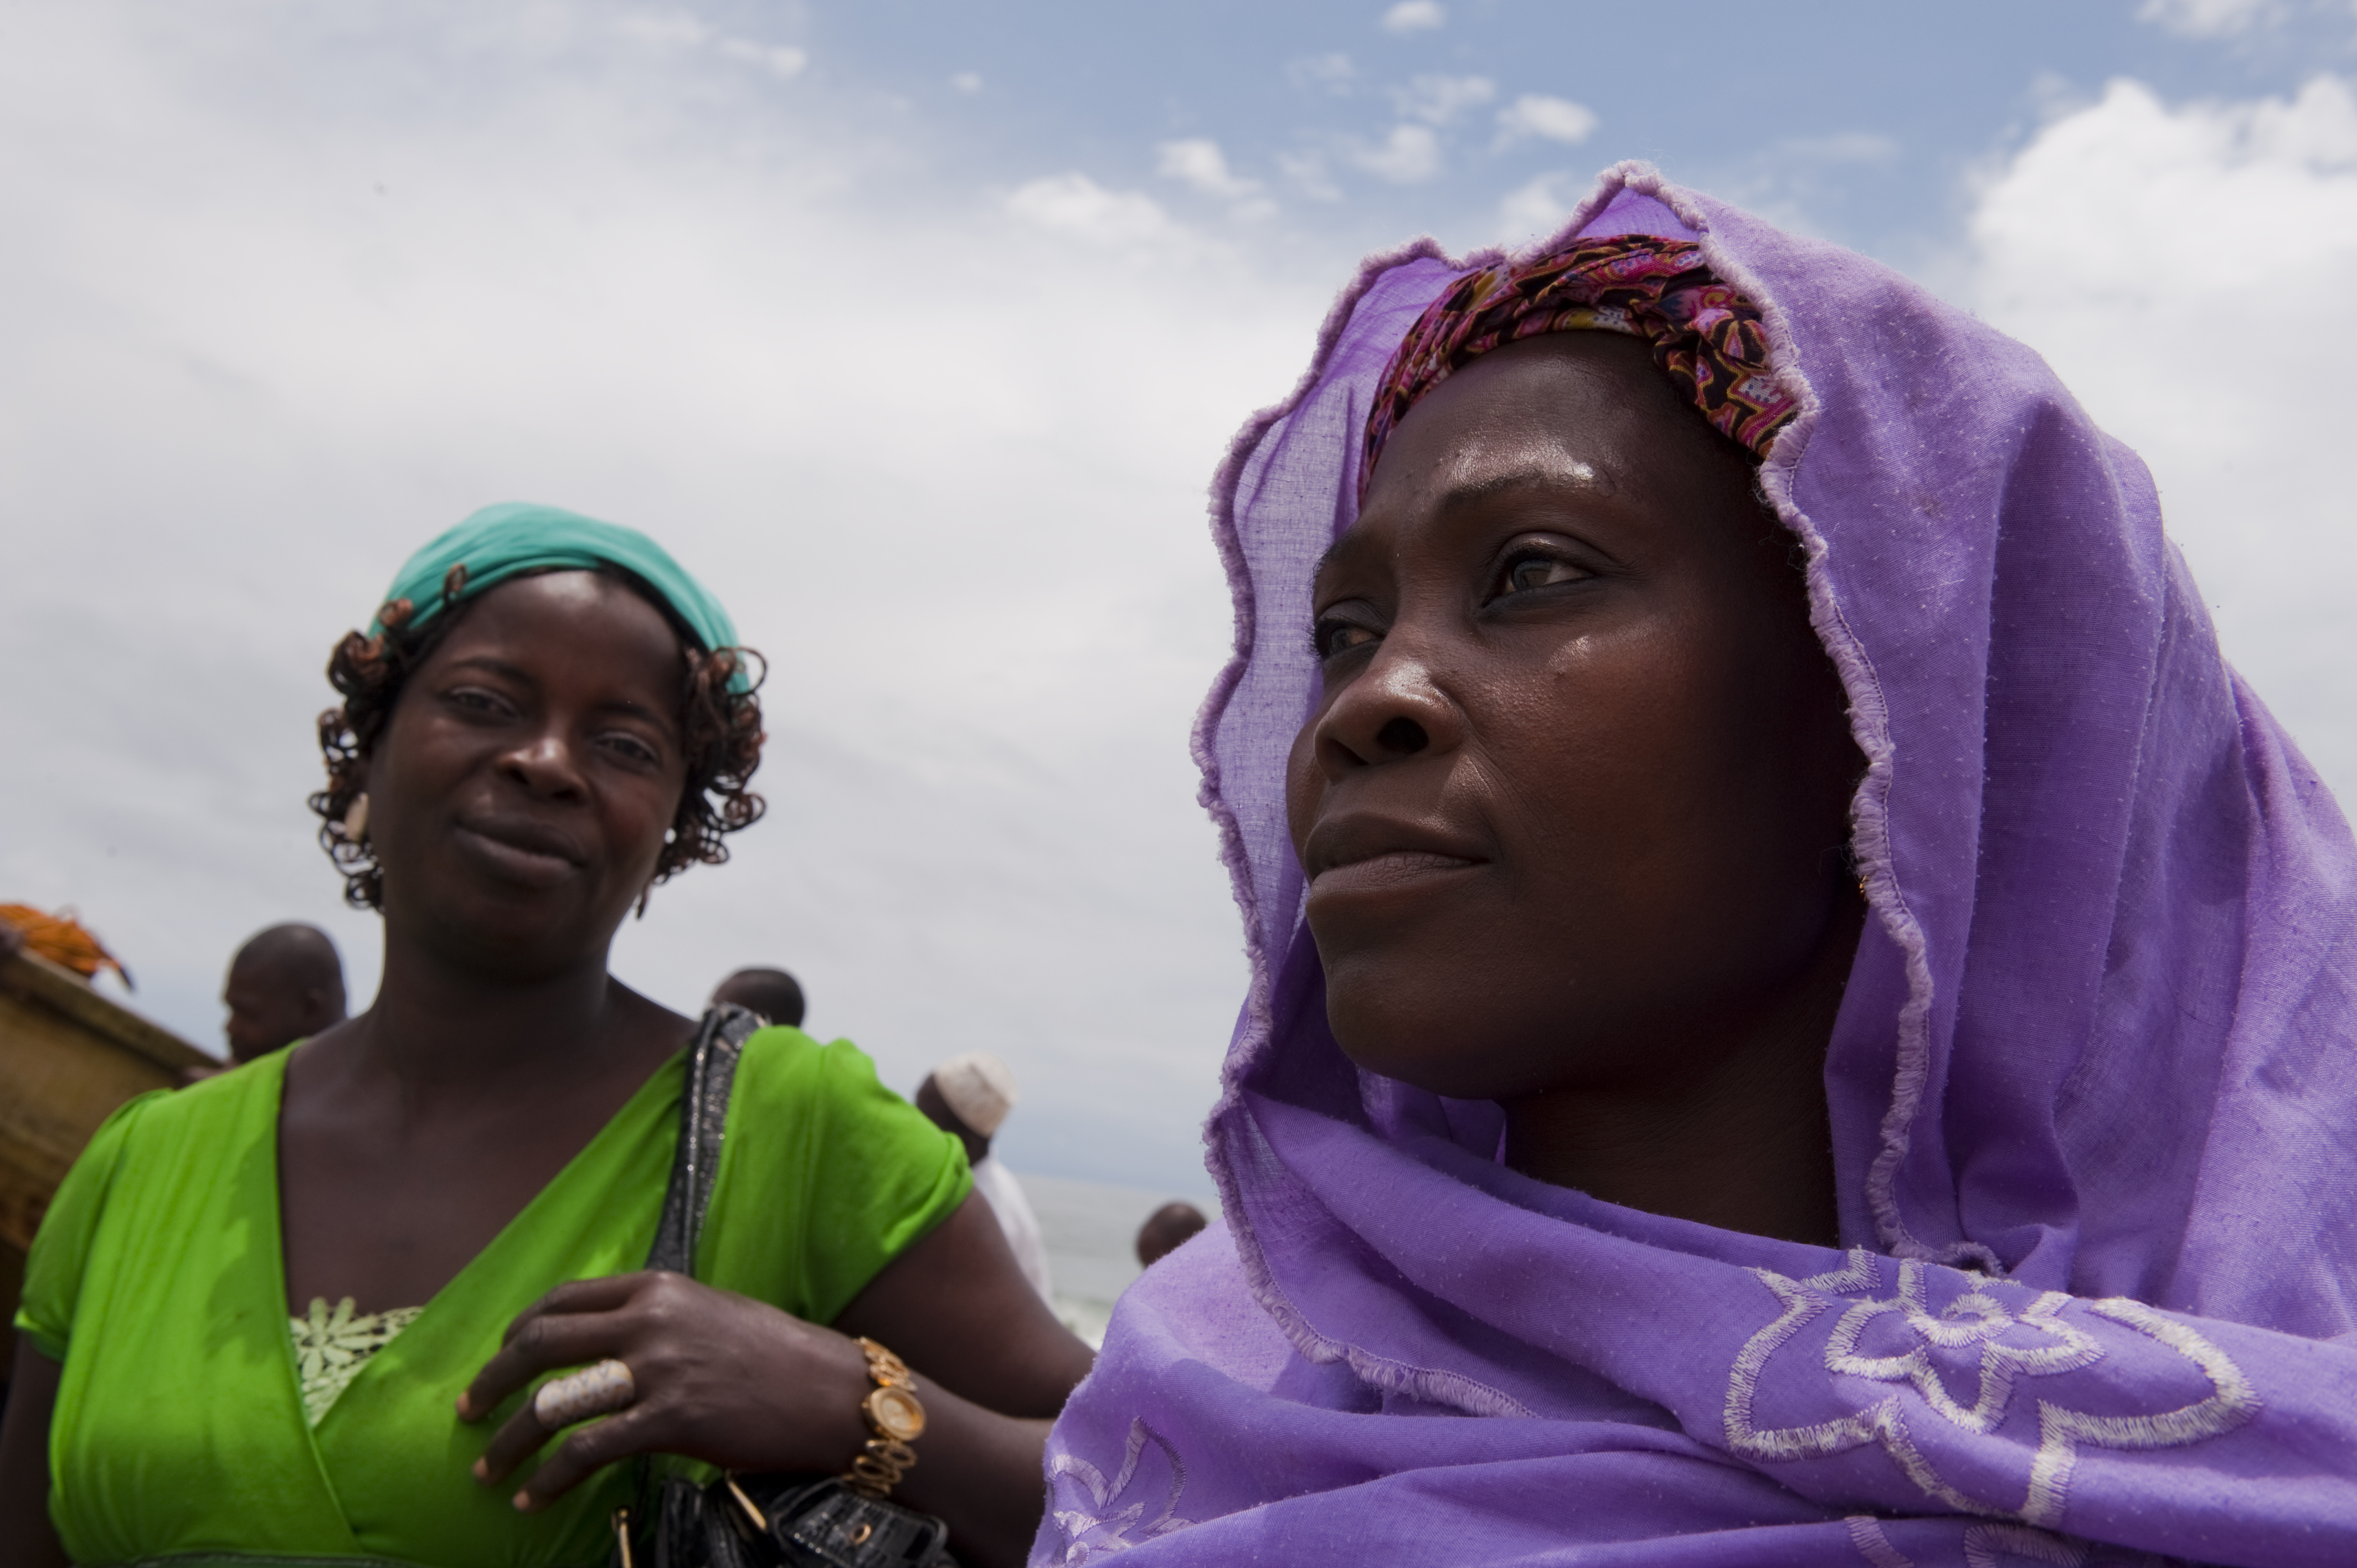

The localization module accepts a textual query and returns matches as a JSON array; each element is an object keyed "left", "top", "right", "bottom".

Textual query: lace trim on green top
[{"left": 290, "top": 1298, "right": 424, "bottom": 1425}]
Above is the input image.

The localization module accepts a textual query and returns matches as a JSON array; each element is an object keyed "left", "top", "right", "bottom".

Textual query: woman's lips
[
  {"left": 1308, "top": 849, "right": 1483, "bottom": 900},
  {"left": 454, "top": 822, "right": 583, "bottom": 888}
]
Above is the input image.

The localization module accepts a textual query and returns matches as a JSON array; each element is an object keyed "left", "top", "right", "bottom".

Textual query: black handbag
[{"left": 608, "top": 1006, "right": 959, "bottom": 1568}]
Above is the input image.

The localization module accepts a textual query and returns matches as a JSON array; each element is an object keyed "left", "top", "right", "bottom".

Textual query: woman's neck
[
  {"left": 322, "top": 930, "right": 658, "bottom": 1118},
  {"left": 1500, "top": 896, "right": 1862, "bottom": 1249}
]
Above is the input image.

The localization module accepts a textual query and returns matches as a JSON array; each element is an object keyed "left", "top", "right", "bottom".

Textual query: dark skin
[
  {"left": 710, "top": 966, "right": 805, "bottom": 1029},
  {"left": 0, "top": 571, "right": 1091, "bottom": 1568},
  {"left": 1135, "top": 1201, "right": 1208, "bottom": 1268},
  {"left": 914, "top": 1075, "right": 991, "bottom": 1168},
  {"left": 222, "top": 924, "right": 347, "bottom": 1064},
  {"left": 1291, "top": 334, "right": 1864, "bottom": 1247}
]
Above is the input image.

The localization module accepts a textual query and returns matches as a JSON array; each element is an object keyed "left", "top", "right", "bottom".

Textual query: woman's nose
[
  {"left": 500, "top": 733, "right": 587, "bottom": 797},
  {"left": 1312, "top": 638, "right": 1465, "bottom": 781}
]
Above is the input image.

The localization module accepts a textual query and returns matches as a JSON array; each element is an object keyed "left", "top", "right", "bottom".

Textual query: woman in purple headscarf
[{"left": 1036, "top": 164, "right": 2357, "bottom": 1566}]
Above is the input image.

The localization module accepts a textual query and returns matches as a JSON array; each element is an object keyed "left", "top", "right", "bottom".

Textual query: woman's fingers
[
  {"left": 471, "top": 1355, "right": 650, "bottom": 1484},
  {"left": 461, "top": 1272, "right": 871, "bottom": 1499},
  {"left": 502, "top": 1274, "right": 646, "bottom": 1344},
  {"left": 507, "top": 1406, "right": 662, "bottom": 1512},
  {"left": 472, "top": 1396, "right": 558, "bottom": 1486},
  {"left": 459, "top": 1305, "right": 634, "bottom": 1422}
]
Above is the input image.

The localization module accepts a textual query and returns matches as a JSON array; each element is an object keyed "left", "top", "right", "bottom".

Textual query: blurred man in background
[
  {"left": 1135, "top": 1200, "right": 1208, "bottom": 1268},
  {"left": 915, "top": 1051, "right": 1051, "bottom": 1301},
  {"left": 223, "top": 923, "right": 346, "bottom": 1064},
  {"left": 709, "top": 965, "right": 805, "bottom": 1028}
]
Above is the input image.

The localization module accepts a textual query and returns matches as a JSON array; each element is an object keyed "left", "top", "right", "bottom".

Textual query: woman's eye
[
  {"left": 1499, "top": 555, "right": 1585, "bottom": 596},
  {"left": 600, "top": 733, "right": 661, "bottom": 766},
  {"left": 1312, "top": 617, "right": 1379, "bottom": 660},
  {"left": 445, "top": 686, "right": 507, "bottom": 715}
]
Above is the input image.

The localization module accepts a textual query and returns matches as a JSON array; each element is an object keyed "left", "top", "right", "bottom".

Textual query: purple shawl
[{"left": 1033, "top": 165, "right": 2357, "bottom": 1567}]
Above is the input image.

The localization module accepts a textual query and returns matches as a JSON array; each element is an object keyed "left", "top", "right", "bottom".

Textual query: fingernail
[
  {"left": 513, "top": 1491, "right": 532, "bottom": 1512},
  {"left": 472, "top": 1459, "right": 488, "bottom": 1482},
  {"left": 455, "top": 1394, "right": 472, "bottom": 1418}
]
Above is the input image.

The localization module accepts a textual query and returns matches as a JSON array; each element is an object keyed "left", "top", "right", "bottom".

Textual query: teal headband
[{"left": 371, "top": 503, "right": 745, "bottom": 688}]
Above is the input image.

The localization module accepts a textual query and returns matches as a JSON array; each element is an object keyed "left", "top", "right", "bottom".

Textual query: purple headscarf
[{"left": 1035, "top": 164, "right": 2357, "bottom": 1567}]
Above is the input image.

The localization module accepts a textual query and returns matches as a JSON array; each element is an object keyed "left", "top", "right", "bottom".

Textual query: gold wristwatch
[{"left": 843, "top": 1337, "right": 926, "bottom": 1498}]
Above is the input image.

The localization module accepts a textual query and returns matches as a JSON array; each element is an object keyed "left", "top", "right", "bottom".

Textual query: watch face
[{"left": 866, "top": 1384, "right": 927, "bottom": 1443}]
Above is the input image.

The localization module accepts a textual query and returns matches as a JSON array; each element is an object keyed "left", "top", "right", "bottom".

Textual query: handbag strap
[{"left": 645, "top": 1004, "right": 762, "bottom": 1276}]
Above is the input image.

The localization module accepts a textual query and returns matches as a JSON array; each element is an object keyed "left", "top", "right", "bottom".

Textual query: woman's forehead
[
  {"left": 1351, "top": 341, "right": 1711, "bottom": 538},
  {"left": 430, "top": 570, "right": 685, "bottom": 675}
]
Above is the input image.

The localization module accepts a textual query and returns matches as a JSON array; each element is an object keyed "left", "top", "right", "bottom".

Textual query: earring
[{"left": 343, "top": 793, "right": 370, "bottom": 844}]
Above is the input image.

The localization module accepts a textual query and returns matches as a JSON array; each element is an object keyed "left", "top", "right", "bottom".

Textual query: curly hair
[{"left": 309, "top": 563, "right": 766, "bottom": 910}]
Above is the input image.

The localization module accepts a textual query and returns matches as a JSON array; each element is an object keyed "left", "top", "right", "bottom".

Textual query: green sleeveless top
[{"left": 14, "top": 1025, "right": 971, "bottom": 1568}]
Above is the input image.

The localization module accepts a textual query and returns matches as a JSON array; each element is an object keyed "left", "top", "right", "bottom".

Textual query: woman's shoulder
[
  {"left": 50, "top": 1059, "right": 277, "bottom": 1227},
  {"left": 723, "top": 1023, "right": 964, "bottom": 1178},
  {"left": 16, "top": 1060, "right": 279, "bottom": 1356},
  {"left": 702, "top": 1023, "right": 970, "bottom": 1322},
  {"left": 729, "top": 1023, "right": 897, "bottom": 1120},
  {"left": 71, "top": 1054, "right": 279, "bottom": 1175}
]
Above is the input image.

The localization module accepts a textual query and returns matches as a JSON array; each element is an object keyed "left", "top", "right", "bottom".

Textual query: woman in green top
[{"left": 0, "top": 504, "right": 1092, "bottom": 1568}]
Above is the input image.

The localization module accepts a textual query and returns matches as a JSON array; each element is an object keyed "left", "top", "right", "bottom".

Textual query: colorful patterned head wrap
[
  {"left": 370, "top": 502, "right": 747, "bottom": 689},
  {"left": 1358, "top": 234, "right": 1798, "bottom": 502}
]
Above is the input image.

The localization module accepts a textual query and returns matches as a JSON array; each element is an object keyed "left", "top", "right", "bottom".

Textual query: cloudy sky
[{"left": 5, "top": 0, "right": 2356, "bottom": 1198}]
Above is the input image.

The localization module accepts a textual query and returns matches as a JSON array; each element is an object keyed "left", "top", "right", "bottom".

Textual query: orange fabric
[{"left": 0, "top": 904, "right": 129, "bottom": 987}]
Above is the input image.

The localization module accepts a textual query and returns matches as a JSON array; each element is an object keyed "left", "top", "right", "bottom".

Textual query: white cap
[{"left": 933, "top": 1051, "right": 1018, "bottom": 1138}]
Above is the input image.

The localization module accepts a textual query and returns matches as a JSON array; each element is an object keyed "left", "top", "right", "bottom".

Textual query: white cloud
[
  {"left": 0, "top": 3, "right": 1318, "bottom": 1195},
  {"left": 1354, "top": 123, "right": 1443, "bottom": 183},
  {"left": 1494, "top": 93, "right": 1597, "bottom": 148},
  {"left": 616, "top": 15, "right": 805, "bottom": 79},
  {"left": 1393, "top": 73, "right": 1495, "bottom": 126},
  {"left": 1156, "top": 138, "right": 1262, "bottom": 202},
  {"left": 1498, "top": 171, "right": 1578, "bottom": 239},
  {"left": 1380, "top": 0, "right": 1445, "bottom": 34},
  {"left": 2135, "top": 0, "right": 2287, "bottom": 35},
  {"left": 718, "top": 38, "right": 807, "bottom": 80},
  {"left": 614, "top": 11, "right": 711, "bottom": 49},
  {"left": 1006, "top": 172, "right": 1177, "bottom": 244},
  {"left": 951, "top": 71, "right": 982, "bottom": 93},
  {"left": 1278, "top": 148, "right": 1344, "bottom": 201},
  {"left": 1965, "top": 74, "right": 2357, "bottom": 800},
  {"left": 1288, "top": 52, "right": 1357, "bottom": 94}
]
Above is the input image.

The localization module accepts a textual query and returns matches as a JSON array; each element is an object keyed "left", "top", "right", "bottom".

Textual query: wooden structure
[{"left": 1, "top": 945, "right": 210, "bottom": 1370}]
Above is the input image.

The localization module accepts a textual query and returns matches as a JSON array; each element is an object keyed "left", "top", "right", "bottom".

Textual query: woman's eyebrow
[
  {"left": 441, "top": 653, "right": 533, "bottom": 683},
  {"left": 595, "top": 696, "right": 678, "bottom": 734}
]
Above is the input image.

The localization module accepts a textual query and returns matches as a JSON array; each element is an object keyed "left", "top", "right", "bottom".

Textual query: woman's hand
[
  {"left": 459, "top": 1196, "right": 1091, "bottom": 1567},
  {"left": 458, "top": 1270, "right": 870, "bottom": 1512}
]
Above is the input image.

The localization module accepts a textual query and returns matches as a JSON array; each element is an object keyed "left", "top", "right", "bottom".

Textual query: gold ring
[{"left": 533, "top": 1358, "right": 636, "bottom": 1428}]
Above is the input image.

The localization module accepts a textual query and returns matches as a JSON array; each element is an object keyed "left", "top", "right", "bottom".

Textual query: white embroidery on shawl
[
  {"left": 1846, "top": 1513, "right": 2092, "bottom": 1567},
  {"left": 1846, "top": 1515, "right": 1915, "bottom": 1567},
  {"left": 1725, "top": 1250, "right": 2258, "bottom": 1529},
  {"left": 1962, "top": 1523, "right": 2088, "bottom": 1567},
  {"left": 1045, "top": 1417, "right": 1194, "bottom": 1561}
]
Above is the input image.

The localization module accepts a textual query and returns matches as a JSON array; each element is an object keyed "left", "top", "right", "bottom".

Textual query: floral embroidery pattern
[
  {"left": 1044, "top": 1417, "right": 1193, "bottom": 1562},
  {"left": 291, "top": 1296, "right": 424, "bottom": 1425},
  {"left": 1729, "top": 1251, "right": 2257, "bottom": 1530}
]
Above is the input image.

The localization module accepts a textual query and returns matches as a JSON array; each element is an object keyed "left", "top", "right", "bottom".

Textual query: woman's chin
[
  {"left": 1325, "top": 994, "right": 1517, "bottom": 1101},
  {"left": 393, "top": 896, "right": 622, "bottom": 980}
]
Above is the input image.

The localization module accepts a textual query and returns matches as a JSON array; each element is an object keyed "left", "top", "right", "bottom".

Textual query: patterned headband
[{"left": 1359, "top": 235, "right": 1798, "bottom": 503}]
